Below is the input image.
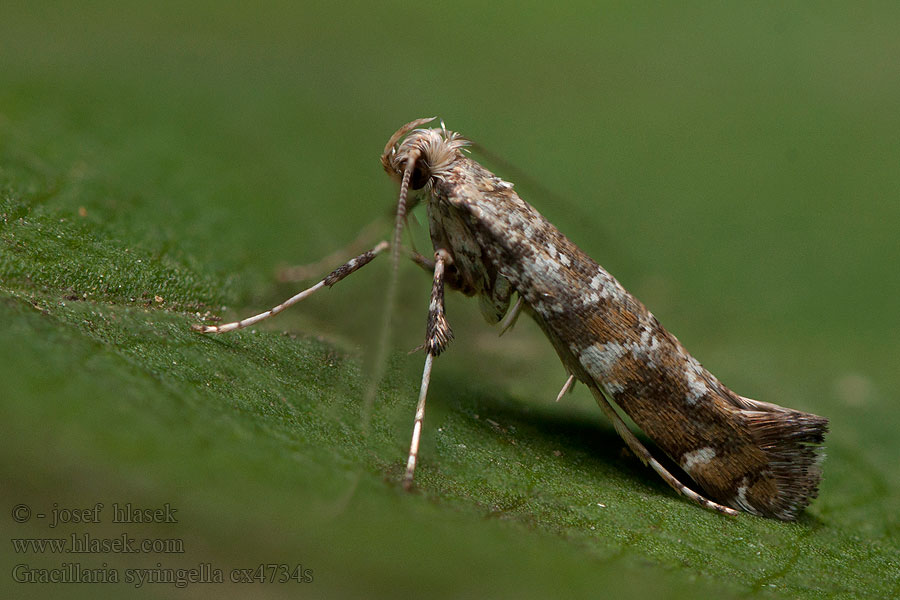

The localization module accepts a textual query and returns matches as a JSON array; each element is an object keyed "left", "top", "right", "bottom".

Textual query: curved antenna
[
  {"left": 381, "top": 116, "right": 435, "bottom": 172},
  {"left": 392, "top": 149, "right": 421, "bottom": 279},
  {"left": 361, "top": 148, "right": 423, "bottom": 437}
]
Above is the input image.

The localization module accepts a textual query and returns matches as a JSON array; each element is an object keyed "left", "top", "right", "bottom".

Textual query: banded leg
[
  {"left": 277, "top": 218, "right": 387, "bottom": 282},
  {"left": 587, "top": 383, "right": 739, "bottom": 517},
  {"left": 403, "top": 249, "right": 453, "bottom": 490},
  {"left": 192, "top": 241, "right": 389, "bottom": 334},
  {"left": 408, "top": 248, "right": 467, "bottom": 294}
]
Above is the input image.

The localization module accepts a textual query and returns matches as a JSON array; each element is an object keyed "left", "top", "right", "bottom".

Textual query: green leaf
[{"left": 2, "top": 3, "right": 898, "bottom": 599}]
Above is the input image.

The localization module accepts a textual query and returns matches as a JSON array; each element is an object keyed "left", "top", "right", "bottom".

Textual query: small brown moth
[{"left": 194, "top": 118, "right": 828, "bottom": 520}]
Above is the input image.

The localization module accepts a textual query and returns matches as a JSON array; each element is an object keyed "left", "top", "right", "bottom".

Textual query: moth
[{"left": 194, "top": 117, "right": 828, "bottom": 520}]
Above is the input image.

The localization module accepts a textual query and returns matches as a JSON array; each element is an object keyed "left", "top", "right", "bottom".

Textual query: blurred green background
[{"left": 2, "top": 2, "right": 898, "bottom": 598}]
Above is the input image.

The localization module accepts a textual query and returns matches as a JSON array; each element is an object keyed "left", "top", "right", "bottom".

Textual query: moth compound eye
[{"left": 410, "top": 163, "right": 430, "bottom": 189}]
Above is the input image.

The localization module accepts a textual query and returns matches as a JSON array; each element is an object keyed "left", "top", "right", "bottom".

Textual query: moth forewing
[{"left": 194, "top": 118, "right": 828, "bottom": 521}]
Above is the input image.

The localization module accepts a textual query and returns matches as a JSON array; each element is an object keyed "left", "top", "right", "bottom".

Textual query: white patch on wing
[
  {"left": 680, "top": 447, "right": 716, "bottom": 473},
  {"left": 544, "top": 302, "right": 566, "bottom": 313},
  {"left": 589, "top": 268, "right": 625, "bottom": 300},
  {"left": 532, "top": 252, "right": 561, "bottom": 274},
  {"left": 558, "top": 253, "right": 571, "bottom": 267},
  {"left": 684, "top": 359, "right": 709, "bottom": 405},
  {"left": 605, "top": 381, "right": 626, "bottom": 394},
  {"left": 579, "top": 342, "right": 628, "bottom": 376},
  {"left": 731, "top": 478, "right": 761, "bottom": 515}
]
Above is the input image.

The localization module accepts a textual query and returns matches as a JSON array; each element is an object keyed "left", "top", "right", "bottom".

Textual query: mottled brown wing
[{"left": 432, "top": 157, "right": 826, "bottom": 520}]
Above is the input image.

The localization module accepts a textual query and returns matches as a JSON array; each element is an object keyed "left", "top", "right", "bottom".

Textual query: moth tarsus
[
  {"left": 194, "top": 118, "right": 828, "bottom": 521},
  {"left": 191, "top": 240, "right": 389, "bottom": 335},
  {"left": 403, "top": 248, "right": 452, "bottom": 489},
  {"left": 555, "top": 374, "right": 576, "bottom": 403},
  {"left": 497, "top": 295, "right": 524, "bottom": 336}
]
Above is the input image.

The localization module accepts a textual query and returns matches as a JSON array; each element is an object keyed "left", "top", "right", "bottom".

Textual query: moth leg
[
  {"left": 555, "top": 374, "right": 576, "bottom": 403},
  {"left": 192, "top": 241, "right": 390, "bottom": 334},
  {"left": 407, "top": 248, "right": 470, "bottom": 295},
  {"left": 403, "top": 249, "right": 453, "bottom": 490},
  {"left": 408, "top": 250, "right": 436, "bottom": 273},
  {"left": 587, "top": 383, "right": 739, "bottom": 517},
  {"left": 278, "top": 218, "right": 387, "bottom": 282},
  {"left": 497, "top": 295, "right": 525, "bottom": 336}
]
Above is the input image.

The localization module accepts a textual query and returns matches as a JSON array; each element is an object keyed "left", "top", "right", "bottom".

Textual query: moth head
[
  {"left": 380, "top": 118, "right": 471, "bottom": 308},
  {"left": 381, "top": 117, "right": 470, "bottom": 190}
]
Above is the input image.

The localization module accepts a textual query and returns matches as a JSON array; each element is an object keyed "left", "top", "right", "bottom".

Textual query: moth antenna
[
  {"left": 392, "top": 149, "right": 421, "bottom": 276},
  {"left": 405, "top": 214, "right": 420, "bottom": 256},
  {"left": 360, "top": 149, "right": 422, "bottom": 437},
  {"left": 381, "top": 116, "right": 435, "bottom": 172}
]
